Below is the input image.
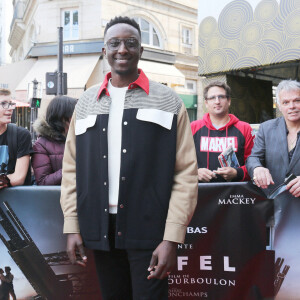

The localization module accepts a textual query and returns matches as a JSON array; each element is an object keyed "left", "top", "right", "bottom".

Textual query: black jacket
[{"left": 61, "top": 70, "right": 198, "bottom": 251}]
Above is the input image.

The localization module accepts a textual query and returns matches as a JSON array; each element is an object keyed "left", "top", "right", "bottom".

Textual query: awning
[
  {"left": 178, "top": 94, "right": 198, "bottom": 109},
  {"left": 0, "top": 59, "right": 36, "bottom": 97},
  {"left": 14, "top": 99, "right": 30, "bottom": 107},
  {"left": 16, "top": 54, "right": 100, "bottom": 91},
  {"left": 138, "top": 60, "right": 185, "bottom": 86}
]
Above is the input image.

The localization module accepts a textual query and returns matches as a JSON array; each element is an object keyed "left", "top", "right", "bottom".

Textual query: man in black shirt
[{"left": 0, "top": 89, "right": 32, "bottom": 188}]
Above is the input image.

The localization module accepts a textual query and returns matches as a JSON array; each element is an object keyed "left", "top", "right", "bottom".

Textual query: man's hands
[
  {"left": 286, "top": 176, "right": 300, "bottom": 197},
  {"left": 66, "top": 233, "right": 87, "bottom": 267},
  {"left": 198, "top": 168, "right": 217, "bottom": 182},
  {"left": 147, "top": 241, "right": 177, "bottom": 280},
  {"left": 254, "top": 168, "right": 300, "bottom": 197},
  {"left": 0, "top": 174, "right": 10, "bottom": 190},
  {"left": 198, "top": 167, "right": 237, "bottom": 182},
  {"left": 214, "top": 167, "right": 237, "bottom": 181},
  {"left": 0, "top": 181, "right": 8, "bottom": 190},
  {"left": 253, "top": 167, "right": 274, "bottom": 189}
]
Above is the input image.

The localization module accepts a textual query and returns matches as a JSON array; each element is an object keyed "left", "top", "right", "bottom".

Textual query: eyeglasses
[
  {"left": 206, "top": 95, "right": 228, "bottom": 101},
  {"left": 105, "top": 38, "right": 140, "bottom": 51},
  {"left": 0, "top": 101, "right": 16, "bottom": 109}
]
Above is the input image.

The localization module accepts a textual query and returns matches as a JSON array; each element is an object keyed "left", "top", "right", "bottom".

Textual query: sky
[
  {"left": 198, "top": 0, "right": 278, "bottom": 24},
  {"left": 0, "top": 190, "right": 66, "bottom": 299}
]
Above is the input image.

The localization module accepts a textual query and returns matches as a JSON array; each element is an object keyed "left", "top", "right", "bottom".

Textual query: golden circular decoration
[
  {"left": 218, "top": 0, "right": 253, "bottom": 40},
  {"left": 263, "top": 27, "right": 285, "bottom": 44},
  {"left": 261, "top": 38, "right": 282, "bottom": 58},
  {"left": 240, "top": 21, "right": 264, "bottom": 46},
  {"left": 254, "top": 0, "right": 278, "bottom": 23},
  {"left": 231, "top": 56, "right": 261, "bottom": 71},
  {"left": 199, "top": 16, "right": 217, "bottom": 39},
  {"left": 241, "top": 42, "right": 268, "bottom": 64},
  {"left": 223, "top": 39, "right": 244, "bottom": 53},
  {"left": 284, "top": 9, "right": 300, "bottom": 37},
  {"left": 280, "top": 0, "right": 300, "bottom": 18},
  {"left": 205, "top": 33, "right": 225, "bottom": 52},
  {"left": 224, "top": 48, "right": 239, "bottom": 68},
  {"left": 287, "top": 37, "right": 300, "bottom": 48},
  {"left": 205, "top": 49, "right": 227, "bottom": 74},
  {"left": 198, "top": 57, "right": 205, "bottom": 75},
  {"left": 271, "top": 48, "right": 300, "bottom": 63}
]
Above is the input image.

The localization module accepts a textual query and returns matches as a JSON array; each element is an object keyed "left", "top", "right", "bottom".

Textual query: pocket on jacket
[
  {"left": 75, "top": 114, "right": 97, "bottom": 135},
  {"left": 136, "top": 108, "right": 174, "bottom": 130}
]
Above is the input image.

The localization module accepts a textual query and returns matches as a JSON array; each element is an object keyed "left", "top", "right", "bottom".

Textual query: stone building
[
  {"left": 3, "top": 0, "right": 199, "bottom": 127},
  {"left": 0, "top": 0, "right": 13, "bottom": 67}
]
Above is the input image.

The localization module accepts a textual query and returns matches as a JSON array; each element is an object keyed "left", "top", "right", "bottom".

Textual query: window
[
  {"left": 62, "top": 9, "right": 79, "bottom": 40},
  {"left": 185, "top": 80, "right": 196, "bottom": 93},
  {"left": 182, "top": 27, "right": 192, "bottom": 45},
  {"left": 181, "top": 26, "right": 193, "bottom": 54},
  {"left": 134, "top": 17, "right": 161, "bottom": 48}
]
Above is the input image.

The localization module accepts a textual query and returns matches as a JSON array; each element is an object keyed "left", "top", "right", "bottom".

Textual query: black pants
[{"left": 93, "top": 215, "right": 168, "bottom": 300}]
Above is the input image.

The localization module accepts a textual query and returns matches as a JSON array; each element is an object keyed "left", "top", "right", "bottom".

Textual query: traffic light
[
  {"left": 28, "top": 79, "right": 42, "bottom": 108},
  {"left": 30, "top": 98, "right": 41, "bottom": 108}
]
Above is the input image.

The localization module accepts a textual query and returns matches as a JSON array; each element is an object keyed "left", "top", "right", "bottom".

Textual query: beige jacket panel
[
  {"left": 60, "top": 112, "right": 79, "bottom": 233},
  {"left": 163, "top": 104, "right": 198, "bottom": 244}
]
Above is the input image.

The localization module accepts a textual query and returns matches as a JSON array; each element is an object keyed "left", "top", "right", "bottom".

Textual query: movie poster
[
  {"left": 168, "top": 182, "right": 274, "bottom": 300},
  {"left": 0, "top": 184, "right": 275, "bottom": 300},
  {"left": 0, "top": 186, "right": 101, "bottom": 300}
]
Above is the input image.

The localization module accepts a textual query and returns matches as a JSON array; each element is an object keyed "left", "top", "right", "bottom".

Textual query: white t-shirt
[{"left": 107, "top": 80, "right": 127, "bottom": 213}]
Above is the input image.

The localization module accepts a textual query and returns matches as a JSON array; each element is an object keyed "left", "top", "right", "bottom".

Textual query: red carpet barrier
[
  {"left": 0, "top": 184, "right": 275, "bottom": 300},
  {"left": 169, "top": 182, "right": 274, "bottom": 300}
]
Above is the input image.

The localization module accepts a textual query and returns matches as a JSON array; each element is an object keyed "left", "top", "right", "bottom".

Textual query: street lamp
[{"left": 27, "top": 78, "right": 42, "bottom": 143}]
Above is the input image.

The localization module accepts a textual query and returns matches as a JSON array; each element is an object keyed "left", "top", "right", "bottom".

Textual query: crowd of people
[
  {"left": 0, "top": 15, "right": 300, "bottom": 300},
  {"left": 191, "top": 79, "right": 300, "bottom": 198},
  {"left": 0, "top": 89, "right": 77, "bottom": 188}
]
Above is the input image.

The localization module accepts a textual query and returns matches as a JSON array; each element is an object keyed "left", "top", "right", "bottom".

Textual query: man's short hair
[
  {"left": 276, "top": 79, "right": 300, "bottom": 106},
  {"left": 203, "top": 81, "right": 231, "bottom": 100},
  {"left": 0, "top": 89, "right": 11, "bottom": 96},
  {"left": 104, "top": 16, "right": 141, "bottom": 38}
]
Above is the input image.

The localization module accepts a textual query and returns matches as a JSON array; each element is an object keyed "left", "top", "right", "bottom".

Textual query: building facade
[
  {"left": 197, "top": 0, "right": 300, "bottom": 122},
  {"left": 6, "top": 0, "right": 199, "bottom": 121},
  {"left": 0, "top": 1, "right": 13, "bottom": 67}
]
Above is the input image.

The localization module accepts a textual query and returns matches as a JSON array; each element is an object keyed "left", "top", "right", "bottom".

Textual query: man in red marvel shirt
[{"left": 191, "top": 81, "right": 254, "bottom": 182}]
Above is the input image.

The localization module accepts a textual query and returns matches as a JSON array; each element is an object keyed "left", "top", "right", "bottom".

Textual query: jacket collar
[
  {"left": 33, "top": 118, "right": 66, "bottom": 142},
  {"left": 97, "top": 69, "right": 149, "bottom": 99}
]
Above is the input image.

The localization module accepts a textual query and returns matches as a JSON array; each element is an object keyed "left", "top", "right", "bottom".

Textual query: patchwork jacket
[{"left": 60, "top": 70, "right": 198, "bottom": 251}]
